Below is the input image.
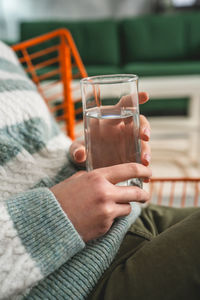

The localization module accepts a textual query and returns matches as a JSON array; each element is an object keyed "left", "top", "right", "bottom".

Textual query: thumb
[{"left": 69, "top": 140, "right": 86, "bottom": 164}]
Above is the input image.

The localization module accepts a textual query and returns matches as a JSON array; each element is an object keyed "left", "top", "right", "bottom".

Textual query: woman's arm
[{"left": 0, "top": 187, "right": 85, "bottom": 299}]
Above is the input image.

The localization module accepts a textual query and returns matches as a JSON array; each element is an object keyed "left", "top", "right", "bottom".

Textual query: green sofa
[{"left": 19, "top": 11, "right": 200, "bottom": 116}]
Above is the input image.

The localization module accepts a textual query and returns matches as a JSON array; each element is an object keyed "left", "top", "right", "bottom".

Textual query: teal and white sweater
[{"left": 0, "top": 41, "right": 141, "bottom": 300}]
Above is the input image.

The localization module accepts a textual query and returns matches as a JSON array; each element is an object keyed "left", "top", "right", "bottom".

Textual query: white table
[{"left": 139, "top": 75, "right": 200, "bottom": 164}]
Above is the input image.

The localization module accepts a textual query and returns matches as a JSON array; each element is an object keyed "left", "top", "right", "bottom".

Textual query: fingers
[
  {"left": 140, "top": 115, "right": 151, "bottom": 142},
  {"left": 114, "top": 203, "right": 132, "bottom": 217},
  {"left": 117, "top": 92, "right": 149, "bottom": 108},
  {"left": 139, "top": 114, "right": 151, "bottom": 166},
  {"left": 138, "top": 92, "right": 149, "bottom": 104},
  {"left": 96, "top": 163, "right": 152, "bottom": 184},
  {"left": 111, "top": 186, "right": 149, "bottom": 219},
  {"left": 114, "top": 185, "right": 149, "bottom": 204},
  {"left": 139, "top": 95, "right": 151, "bottom": 164},
  {"left": 141, "top": 140, "right": 151, "bottom": 166},
  {"left": 69, "top": 140, "right": 86, "bottom": 163}
]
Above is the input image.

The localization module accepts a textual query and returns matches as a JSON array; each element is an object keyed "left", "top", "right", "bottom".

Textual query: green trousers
[{"left": 88, "top": 204, "right": 200, "bottom": 300}]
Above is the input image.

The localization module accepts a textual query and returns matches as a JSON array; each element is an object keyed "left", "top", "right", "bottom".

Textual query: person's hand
[
  {"left": 50, "top": 163, "right": 152, "bottom": 242},
  {"left": 69, "top": 92, "right": 151, "bottom": 167},
  {"left": 138, "top": 92, "right": 151, "bottom": 167}
]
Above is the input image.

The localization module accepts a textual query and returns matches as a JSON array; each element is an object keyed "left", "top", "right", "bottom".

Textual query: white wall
[{"left": 0, "top": 0, "right": 153, "bottom": 42}]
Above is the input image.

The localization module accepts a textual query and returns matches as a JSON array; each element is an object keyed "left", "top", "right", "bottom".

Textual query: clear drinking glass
[{"left": 80, "top": 74, "right": 142, "bottom": 188}]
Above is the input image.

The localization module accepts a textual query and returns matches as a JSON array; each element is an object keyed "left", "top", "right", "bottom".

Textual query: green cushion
[
  {"left": 140, "top": 98, "right": 189, "bottom": 117},
  {"left": 123, "top": 61, "right": 200, "bottom": 77},
  {"left": 120, "top": 14, "right": 186, "bottom": 63},
  {"left": 187, "top": 13, "right": 200, "bottom": 59},
  {"left": 86, "top": 65, "right": 121, "bottom": 76},
  {"left": 20, "top": 20, "right": 120, "bottom": 66}
]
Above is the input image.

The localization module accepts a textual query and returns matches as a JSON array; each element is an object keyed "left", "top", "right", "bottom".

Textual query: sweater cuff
[{"left": 6, "top": 187, "right": 85, "bottom": 276}]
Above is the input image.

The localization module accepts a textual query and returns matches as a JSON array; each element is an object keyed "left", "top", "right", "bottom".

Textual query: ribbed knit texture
[
  {"left": 24, "top": 203, "right": 140, "bottom": 300},
  {"left": 0, "top": 41, "right": 142, "bottom": 300},
  {"left": 7, "top": 188, "right": 85, "bottom": 276}
]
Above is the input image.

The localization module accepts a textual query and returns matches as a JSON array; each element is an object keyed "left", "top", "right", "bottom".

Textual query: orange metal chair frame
[
  {"left": 149, "top": 177, "right": 200, "bottom": 207},
  {"left": 12, "top": 28, "right": 88, "bottom": 140}
]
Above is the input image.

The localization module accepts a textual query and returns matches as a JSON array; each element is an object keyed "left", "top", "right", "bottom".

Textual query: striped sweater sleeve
[
  {"left": 0, "top": 41, "right": 85, "bottom": 299},
  {"left": 0, "top": 188, "right": 85, "bottom": 299}
]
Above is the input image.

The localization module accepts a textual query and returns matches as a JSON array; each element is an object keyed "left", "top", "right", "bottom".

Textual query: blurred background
[
  {"left": 1, "top": 0, "right": 200, "bottom": 43},
  {"left": 1, "top": 0, "right": 200, "bottom": 178},
  {"left": 0, "top": 0, "right": 152, "bottom": 42}
]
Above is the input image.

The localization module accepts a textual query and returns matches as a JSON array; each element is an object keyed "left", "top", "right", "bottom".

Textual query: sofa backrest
[
  {"left": 120, "top": 14, "right": 187, "bottom": 63},
  {"left": 186, "top": 12, "right": 200, "bottom": 59},
  {"left": 20, "top": 19, "right": 120, "bottom": 66},
  {"left": 120, "top": 11, "right": 200, "bottom": 64},
  {"left": 20, "top": 12, "right": 200, "bottom": 67}
]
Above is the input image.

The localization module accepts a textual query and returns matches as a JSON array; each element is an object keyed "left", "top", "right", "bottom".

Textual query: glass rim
[{"left": 80, "top": 74, "right": 138, "bottom": 85}]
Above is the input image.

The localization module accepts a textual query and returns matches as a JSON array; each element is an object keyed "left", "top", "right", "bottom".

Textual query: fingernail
[
  {"left": 143, "top": 128, "right": 150, "bottom": 140},
  {"left": 73, "top": 149, "right": 80, "bottom": 160},
  {"left": 74, "top": 148, "right": 85, "bottom": 162},
  {"left": 144, "top": 153, "right": 151, "bottom": 164}
]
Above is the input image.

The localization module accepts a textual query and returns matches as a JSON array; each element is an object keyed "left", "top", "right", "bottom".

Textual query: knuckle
[
  {"left": 130, "top": 163, "right": 140, "bottom": 176},
  {"left": 134, "top": 187, "right": 140, "bottom": 199},
  {"left": 96, "top": 188, "right": 112, "bottom": 204},
  {"left": 96, "top": 190, "right": 106, "bottom": 204},
  {"left": 98, "top": 220, "right": 111, "bottom": 236},
  {"left": 134, "top": 188, "right": 149, "bottom": 202},
  {"left": 134, "top": 187, "right": 142, "bottom": 200},
  {"left": 101, "top": 204, "right": 113, "bottom": 218},
  {"left": 87, "top": 171, "right": 102, "bottom": 184}
]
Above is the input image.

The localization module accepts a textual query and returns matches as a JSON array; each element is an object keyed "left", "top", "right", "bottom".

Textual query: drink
[
  {"left": 81, "top": 74, "right": 142, "bottom": 187},
  {"left": 84, "top": 106, "right": 142, "bottom": 187}
]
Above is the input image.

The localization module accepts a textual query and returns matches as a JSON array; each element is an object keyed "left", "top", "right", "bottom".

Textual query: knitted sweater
[{"left": 0, "top": 41, "right": 141, "bottom": 300}]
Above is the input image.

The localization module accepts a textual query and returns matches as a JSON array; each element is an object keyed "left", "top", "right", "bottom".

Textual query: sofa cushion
[
  {"left": 120, "top": 14, "right": 186, "bottom": 63},
  {"left": 187, "top": 12, "right": 200, "bottom": 59},
  {"left": 140, "top": 97, "right": 189, "bottom": 117},
  {"left": 86, "top": 65, "right": 121, "bottom": 76},
  {"left": 123, "top": 61, "right": 200, "bottom": 77},
  {"left": 20, "top": 20, "right": 120, "bottom": 66}
]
